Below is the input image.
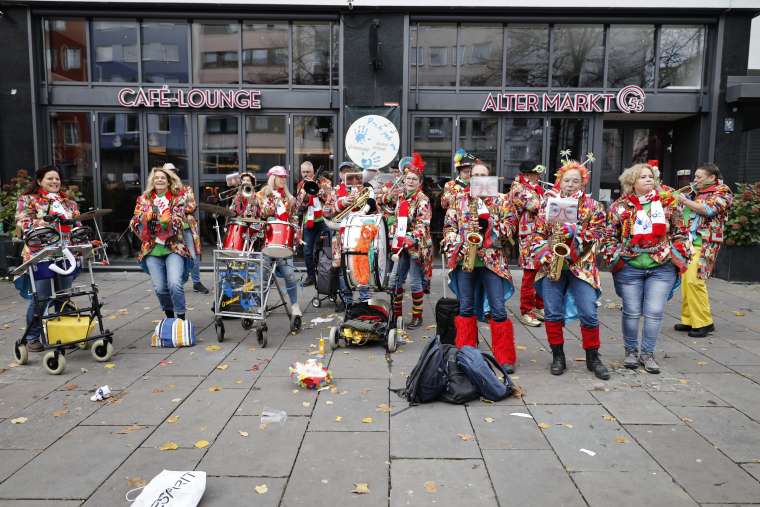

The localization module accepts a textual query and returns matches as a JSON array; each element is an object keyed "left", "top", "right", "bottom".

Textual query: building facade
[{"left": 1, "top": 1, "right": 758, "bottom": 253}]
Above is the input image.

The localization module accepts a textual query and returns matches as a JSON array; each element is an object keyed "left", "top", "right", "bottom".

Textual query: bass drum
[{"left": 341, "top": 213, "right": 388, "bottom": 291}]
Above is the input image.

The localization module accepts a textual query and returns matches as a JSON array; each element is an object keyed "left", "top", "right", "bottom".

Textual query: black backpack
[
  {"left": 435, "top": 297, "right": 459, "bottom": 345},
  {"left": 439, "top": 345, "right": 480, "bottom": 404},
  {"left": 393, "top": 336, "right": 447, "bottom": 405}
]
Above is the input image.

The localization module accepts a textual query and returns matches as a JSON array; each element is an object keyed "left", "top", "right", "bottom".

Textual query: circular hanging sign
[{"left": 345, "top": 115, "right": 400, "bottom": 170}]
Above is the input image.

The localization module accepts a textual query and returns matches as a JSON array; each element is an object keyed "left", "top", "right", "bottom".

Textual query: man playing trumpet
[{"left": 295, "top": 161, "right": 333, "bottom": 287}]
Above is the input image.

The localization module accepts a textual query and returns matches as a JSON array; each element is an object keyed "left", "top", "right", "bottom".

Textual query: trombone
[{"left": 217, "top": 182, "right": 255, "bottom": 201}]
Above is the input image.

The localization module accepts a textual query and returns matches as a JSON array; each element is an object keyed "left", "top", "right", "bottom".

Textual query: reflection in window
[
  {"left": 246, "top": 115, "right": 287, "bottom": 184},
  {"left": 45, "top": 18, "right": 88, "bottom": 82},
  {"left": 458, "top": 118, "right": 498, "bottom": 171},
  {"left": 193, "top": 22, "right": 240, "bottom": 84},
  {"left": 506, "top": 25, "right": 549, "bottom": 87},
  {"left": 293, "top": 116, "right": 335, "bottom": 179},
  {"left": 91, "top": 20, "right": 138, "bottom": 82},
  {"left": 293, "top": 23, "right": 330, "bottom": 85},
  {"left": 200, "top": 114, "right": 240, "bottom": 175},
  {"left": 607, "top": 25, "right": 655, "bottom": 88},
  {"left": 503, "top": 118, "right": 544, "bottom": 181},
  {"left": 243, "top": 22, "right": 288, "bottom": 85},
  {"left": 413, "top": 117, "right": 453, "bottom": 179},
  {"left": 332, "top": 23, "right": 340, "bottom": 86},
  {"left": 50, "top": 111, "right": 94, "bottom": 211},
  {"left": 659, "top": 26, "right": 704, "bottom": 89},
  {"left": 147, "top": 114, "right": 189, "bottom": 181},
  {"left": 142, "top": 21, "right": 189, "bottom": 83},
  {"left": 551, "top": 25, "right": 604, "bottom": 88},
  {"left": 549, "top": 118, "right": 588, "bottom": 184},
  {"left": 601, "top": 128, "right": 623, "bottom": 203},
  {"left": 98, "top": 113, "right": 141, "bottom": 235},
  {"left": 458, "top": 25, "right": 502, "bottom": 87},
  {"left": 415, "top": 24, "right": 457, "bottom": 87}
]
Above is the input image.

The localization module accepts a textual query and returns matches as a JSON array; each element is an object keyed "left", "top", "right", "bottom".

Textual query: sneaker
[
  {"left": 519, "top": 313, "right": 541, "bottom": 327},
  {"left": 407, "top": 316, "right": 423, "bottom": 329},
  {"left": 623, "top": 348, "right": 639, "bottom": 369},
  {"left": 533, "top": 309, "right": 545, "bottom": 321},
  {"left": 193, "top": 282, "right": 210, "bottom": 294},
  {"left": 27, "top": 341, "right": 44, "bottom": 352},
  {"left": 638, "top": 352, "right": 660, "bottom": 374}
]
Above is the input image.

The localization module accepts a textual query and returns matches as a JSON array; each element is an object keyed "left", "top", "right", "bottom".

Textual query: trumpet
[
  {"left": 331, "top": 187, "right": 372, "bottom": 223},
  {"left": 240, "top": 183, "right": 254, "bottom": 199},
  {"left": 548, "top": 226, "right": 570, "bottom": 282}
]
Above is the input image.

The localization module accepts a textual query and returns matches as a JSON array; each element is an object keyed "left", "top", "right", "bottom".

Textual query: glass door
[{"left": 292, "top": 114, "right": 336, "bottom": 190}]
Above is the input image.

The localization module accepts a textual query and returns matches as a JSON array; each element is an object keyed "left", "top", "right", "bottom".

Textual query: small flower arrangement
[
  {"left": 0, "top": 169, "right": 32, "bottom": 236},
  {"left": 725, "top": 181, "right": 760, "bottom": 247}
]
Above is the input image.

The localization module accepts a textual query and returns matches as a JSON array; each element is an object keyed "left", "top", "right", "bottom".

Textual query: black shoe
[
  {"left": 27, "top": 341, "right": 44, "bottom": 352},
  {"left": 550, "top": 344, "right": 566, "bottom": 375},
  {"left": 586, "top": 348, "right": 610, "bottom": 380},
  {"left": 164, "top": 310, "right": 175, "bottom": 319},
  {"left": 193, "top": 282, "right": 210, "bottom": 294},
  {"left": 302, "top": 276, "right": 316, "bottom": 287},
  {"left": 176, "top": 313, "right": 186, "bottom": 320},
  {"left": 503, "top": 363, "right": 515, "bottom": 375},
  {"left": 407, "top": 316, "right": 423, "bottom": 329},
  {"left": 688, "top": 325, "right": 714, "bottom": 338},
  {"left": 674, "top": 323, "right": 692, "bottom": 332}
]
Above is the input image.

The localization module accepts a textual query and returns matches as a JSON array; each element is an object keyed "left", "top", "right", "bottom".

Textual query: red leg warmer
[{"left": 454, "top": 315, "right": 478, "bottom": 348}]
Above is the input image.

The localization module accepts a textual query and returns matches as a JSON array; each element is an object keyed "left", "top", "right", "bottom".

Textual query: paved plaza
[{"left": 0, "top": 269, "right": 758, "bottom": 506}]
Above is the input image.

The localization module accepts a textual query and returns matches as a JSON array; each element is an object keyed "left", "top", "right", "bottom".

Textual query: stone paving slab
[
  {"left": 327, "top": 347, "right": 390, "bottom": 379},
  {"left": 648, "top": 389, "right": 730, "bottom": 407},
  {"left": 65, "top": 351, "right": 171, "bottom": 390},
  {"left": 591, "top": 390, "right": 681, "bottom": 424},
  {"left": 670, "top": 406, "right": 760, "bottom": 462},
  {"left": 571, "top": 471, "right": 698, "bottom": 507},
  {"left": 467, "top": 406, "right": 550, "bottom": 450},
  {"left": 390, "top": 459, "right": 498, "bottom": 507},
  {"left": 309, "top": 378, "right": 388, "bottom": 432},
  {"left": 0, "top": 380, "right": 68, "bottom": 418},
  {"left": 200, "top": 477, "right": 287, "bottom": 507},
  {"left": 391, "top": 403, "right": 480, "bottom": 459},
  {"left": 0, "top": 450, "right": 37, "bottom": 483},
  {"left": 689, "top": 373, "right": 760, "bottom": 422}
]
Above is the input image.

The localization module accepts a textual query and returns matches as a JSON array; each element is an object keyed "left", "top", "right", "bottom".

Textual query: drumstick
[{"left": 391, "top": 245, "right": 405, "bottom": 263}]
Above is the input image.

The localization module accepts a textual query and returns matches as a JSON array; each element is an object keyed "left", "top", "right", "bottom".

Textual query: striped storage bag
[{"left": 150, "top": 318, "right": 196, "bottom": 348}]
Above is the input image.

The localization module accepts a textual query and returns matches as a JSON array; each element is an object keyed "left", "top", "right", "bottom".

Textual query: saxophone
[
  {"left": 548, "top": 224, "right": 570, "bottom": 281},
  {"left": 462, "top": 194, "right": 483, "bottom": 272}
]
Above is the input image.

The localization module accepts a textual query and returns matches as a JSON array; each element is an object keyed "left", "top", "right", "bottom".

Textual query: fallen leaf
[
  {"left": 424, "top": 480, "right": 438, "bottom": 493},
  {"left": 681, "top": 416, "right": 694, "bottom": 423},
  {"left": 425, "top": 324, "right": 437, "bottom": 330},
  {"left": 194, "top": 439, "right": 210, "bottom": 449},
  {"left": 511, "top": 385, "right": 526, "bottom": 399},
  {"left": 361, "top": 417, "right": 373, "bottom": 424},
  {"left": 376, "top": 403, "right": 391, "bottom": 413},
  {"left": 152, "top": 319, "right": 161, "bottom": 324},
  {"left": 63, "top": 383, "right": 78, "bottom": 391},
  {"left": 483, "top": 417, "right": 495, "bottom": 423},
  {"left": 335, "top": 416, "right": 343, "bottom": 422},
  {"left": 574, "top": 357, "right": 586, "bottom": 362},
  {"left": 166, "top": 415, "right": 179, "bottom": 424},
  {"left": 255, "top": 484, "right": 268, "bottom": 495},
  {"left": 127, "top": 477, "right": 146, "bottom": 488},
  {"left": 292, "top": 389, "right": 300, "bottom": 394},
  {"left": 117, "top": 424, "right": 143, "bottom": 434},
  {"left": 696, "top": 361, "right": 707, "bottom": 366},
  {"left": 118, "top": 308, "right": 129, "bottom": 315},
  {"left": 10, "top": 417, "right": 28, "bottom": 424},
  {"left": 734, "top": 310, "right": 746, "bottom": 317},
  {"left": 239, "top": 431, "right": 249, "bottom": 437},
  {"left": 564, "top": 424, "right": 574, "bottom": 429},
  {"left": 538, "top": 422, "right": 551, "bottom": 430},
  {"left": 615, "top": 436, "right": 627, "bottom": 444},
  {"left": 52, "top": 409, "right": 68, "bottom": 417},
  {"left": 104, "top": 363, "right": 116, "bottom": 369},
  {"left": 205, "top": 345, "right": 222, "bottom": 352},
  {"left": 678, "top": 379, "right": 689, "bottom": 385},
  {"left": 216, "top": 364, "right": 229, "bottom": 371},
  {"left": 360, "top": 388, "right": 371, "bottom": 395},
  {"left": 302, "top": 402, "right": 311, "bottom": 407},
  {"left": 208, "top": 385, "right": 222, "bottom": 392},
  {"left": 159, "top": 441, "right": 179, "bottom": 451},
  {"left": 107, "top": 315, "right": 117, "bottom": 320},
  {"left": 325, "top": 400, "right": 334, "bottom": 405},
  {"left": 457, "top": 433, "right": 475, "bottom": 441},
  {"left": 352, "top": 483, "right": 370, "bottom": 495},
  {"left": 602, "top": 415, "right": 616, "bottom": 422},
  {"left": 516, "top": 345, "right": 527, "bottom": 351},
  {"left": 152, "top": 388, "right": 164, "bottom": 394}
]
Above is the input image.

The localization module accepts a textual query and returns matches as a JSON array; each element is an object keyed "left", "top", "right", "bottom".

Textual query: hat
[
  {"left": 398, "top": 156, "right": 413, "bottom": 171},
  {"left": 161, "top": 163, "right": 178, "bottom": 172},
  {"left": 454, "top": 148, "right": 478, "bottom": 170},
  {"left": 404, "top": 152, "right": 426, "bottom": 178},
  {"left": 267, "top": 165, "right": 288, "bottom": 178},
  {"left": 239, "top": 171, "right": 256, "bottom": 182},
  {"left": 520, "top": 163, "right": 546, "bottom": 175},
  {"left": 338, "top": 161, "right": 354, "bottom": 171}
]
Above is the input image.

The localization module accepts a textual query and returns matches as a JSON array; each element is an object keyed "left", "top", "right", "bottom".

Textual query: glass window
[
  {"left": 200, "top": 114, "right": 240, "bottom": 175},
  {"left": 548, "top": 118, "right": 589, "bottom": 183},
  {"left": 293, "top": 23, "right": 330, "bottom": 85},
  {"left": 415, "top": 24, "right": 457, "bottom": 87},
  {"left": 44, "top": 18, "right": 88, "bottom": 82},
  {"left": 601, "top": 127, "right": 623, "bottom": 204},
  {"left": 293, "top": 116, "right": 335, "bottom": 182},
  {"left": 413, "top": 116, "right": 453, "bottom": 180},
  {"left": 410, "top": 25, "right": 418, "bottom": 86},
  {"left": 193, "top": 21, "right": 240, "bottom": 84},
  {"left": 98, "top": 113, "right": 141, "bottom": 236},
  {"left": 246, "top": 115, "right": 287, "bottom": 185},
  {"left": 750, "top": 16, "right": 760, "bottom": 75},
  {"left": 243, "top": 22, "right": 289, "bottom": 85},
  {"left": 551, "top": 25, "right": 604, "bottom": 88},
  {"left": 506, "top": 25, "right": 549, "bottom": 87},
  {"left": 458, "top": 118, "right": 498, "bottom": 172},
  {"left": 91, "top": 20, "right": 139, "bottom": 82},
  {"left": 659, "top": 25, "right": 704, "bottom": 89},
  {"left": 147, "top": 114, "right": 189, "bottom": 181},
  {"left": 50, "top": 111, "right": 94, "bottom": 211},
  {"left": 458, "top": 25, "right": 502, "bottom": 87},
  {"left": 607, "top": 25, "right": 655, "bottom": 88},
  {"left": 142, "top": 21, "right": 189, "bottom": 83},
  {"left": 503, "top": 117, "right": 544, "bottom": 182},
  {"left": 332, "top": 22, "right": 340, "bottom": 86}
]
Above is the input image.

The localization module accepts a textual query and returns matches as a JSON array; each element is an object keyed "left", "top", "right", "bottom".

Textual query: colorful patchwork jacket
[
  {"left": 688, "top": 182, "right": 734, "bottom": 279},
  {"left": 229, "top": 192, "right": 260, "bottom": 219},
  {"left": 180, "top": 186, "right": 202, "bottom": 258},
  {"left": 602, "top": 193, "right": 691, "bottom": 274},
  {"left": 130, "top": 191, "right": 192, "bottom": 262},
  {"left": 440, "top": 178, "right": 469, "bottom": 210},
  {"left": 381, "top": 189, "right": 434, "bottom": 285},
  {"left": 442, "top": 191, "right": 517, "bottom": 281},
  {"left": 15, "top": 191, "right": 81, "bottom": 263},
  {"left": 530, "top": 191, "right": 606, "bottom": 289},
  {"left": 257, "top": 187, "right": 297, "bottom": 225},
  {"left": 508, "top": 176, "right": 545, "bottom": 270},
  {"left": 323, "top": 182, "right": 358, "bottom": 268}
]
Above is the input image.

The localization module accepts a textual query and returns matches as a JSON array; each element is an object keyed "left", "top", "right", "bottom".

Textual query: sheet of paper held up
[
  {"left": 470, "top": 176, "right": 499, "bottom": 197},
  {"left": 545, "top": 196, "right": 579, "bottom": 225}
]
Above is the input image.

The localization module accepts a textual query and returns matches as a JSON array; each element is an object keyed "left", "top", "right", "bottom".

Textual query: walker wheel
[
  {"left": 311, "top": 297, "right": 321, "bottom": 308},
  {"left": 396, "top": 316, "right": 404, "bottom": 331},
  {"left": 241, "top": 318, "right": 253, "bottom": 330},
  {"left": 91, "top": 339, "right": 113, "bottom": 362},
  {"left": 328, "top": 326, "right": 339, "bottom": 350},
  {"left": 291, "top": 315, "right": 302, "bottom": 333},
  {"left": 13, "top": 342, "right": 28, "bottom": 365},
  {"left": 257, "top": 328, "right": 267, "bottom": 348},
  {"left": 386, "top": 328, "right": 398, "bottom": 353},
  {"left": 43, "top": 350, "right": 66, "bottom": 375},
  {"left": 215, "top": 319, "right": 225, "bottom": 342}
]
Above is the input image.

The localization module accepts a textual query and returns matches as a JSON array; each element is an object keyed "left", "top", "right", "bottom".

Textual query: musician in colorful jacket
[
  {"left": 603, "top": 163, "right": 690, "bottom": 373},
  {"left": 530, "top": 156, "right": 610, "bottom": 380},
  {"left": 257, "top": 165, "right": 302, "bottom": 325},
  {"left": 130, "top": 167, "right": 193, "bottom": 321},
  {"left": 15, "top": 166, "right": 81, "bottom": 352},
  {"left": 441, "top": 162, "right": 518, "bottom": 373},
  {"left": 229, "top": 172, "right": 259, "bottom": 218},
  {"left": 382, "top": 153, "right": 433, "bottom": 329},
  {"left": 508, "top": 162, "right": 547, "bottom": 327},
  {"left": 294, "top": 161, "right": 333, "bottom": 287},
  {"left": 440, "top": 148, "right": 477, "bottom": 210},
  {"left": 671, "top": 163, "right": 733, "bottom": 338}
]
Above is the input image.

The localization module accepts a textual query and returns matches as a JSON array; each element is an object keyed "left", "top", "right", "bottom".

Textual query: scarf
[
  {"left": 274, "top": 188, "right": 289, "bottom": 221},
  {"left": 39, "top": 190, "right": 74, "bottom": 233},
  {"left": 151, "top": 191, "right": 173, "bottom": 244},
  {"left": 518, "top": 174, "right": 544, "bottom": 197},
  {"left": 628, "top": 190, "right": 667, "bottom": 247},
  {"left": 392, "top": 190, "right": 416, "bottom": 254},
  {"left": 304, "top": 181, "right": 323, "bottom": 230}
]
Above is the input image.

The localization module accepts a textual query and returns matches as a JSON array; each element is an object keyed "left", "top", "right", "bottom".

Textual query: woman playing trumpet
[
  {"left": 229, "top": 172, "right": 258, "bottom": 219},
  {"left": 530, "top": 154, "right": 610, "bottom": 380}
]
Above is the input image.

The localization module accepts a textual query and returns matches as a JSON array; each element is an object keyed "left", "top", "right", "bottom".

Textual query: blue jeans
[
  {"left": 145, "top": 253, "right": 187, "bottom": 315},
  {"left": 183, "top": 228, "right": 201, "bottom": 284},
  {"left": 302, "top": 221, "right": 327, "bottom": 280},
  {"left": 339, "top": 274, "right": 370, "bottom": 305},
  {"left": 264, "top": 256, "right": 298, "bottom": 304},
  {"left": 389, "top": 252, "right": 424, "bottom": 293},
  {"left": 456, "top": 267, "right": 507, "bottom": 322},
  {"left": 613, "top": 262, "right": 677, "bottom": 354},
  {"left": 26, "top": 273, "right": 74, "bottom": 343},
  {"left": 542, "top": 270, "right": 598, "bottom": 328}
]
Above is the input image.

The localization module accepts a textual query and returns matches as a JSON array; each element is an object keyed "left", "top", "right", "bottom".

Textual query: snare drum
[
  {"left": 263, "top": 220, "right": 296, "bottom": 258},
  {"left": 223, "top": 219, "right": 251, "bottom": 251},
  {"left": 341, "top": 213, "right": 388, "bottom": 290}
]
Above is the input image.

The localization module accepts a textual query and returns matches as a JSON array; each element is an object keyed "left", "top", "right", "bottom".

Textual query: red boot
[
  {"left": 454, "top": 315, "right": 478, "bottom": 348},
  {"left": 490, "top": 319, "right": 516, "bottom": 372},
  {"left": 545, "top": 320, "right": 564, "bottom": 346}
]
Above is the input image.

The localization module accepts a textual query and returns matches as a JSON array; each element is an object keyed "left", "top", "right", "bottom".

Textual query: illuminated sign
[
  {"left": 117, "top": 87, "right": 262, "bottom": 109},
  {"left": 481, "top": 85, "right": 645, "bottom": 114}
]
